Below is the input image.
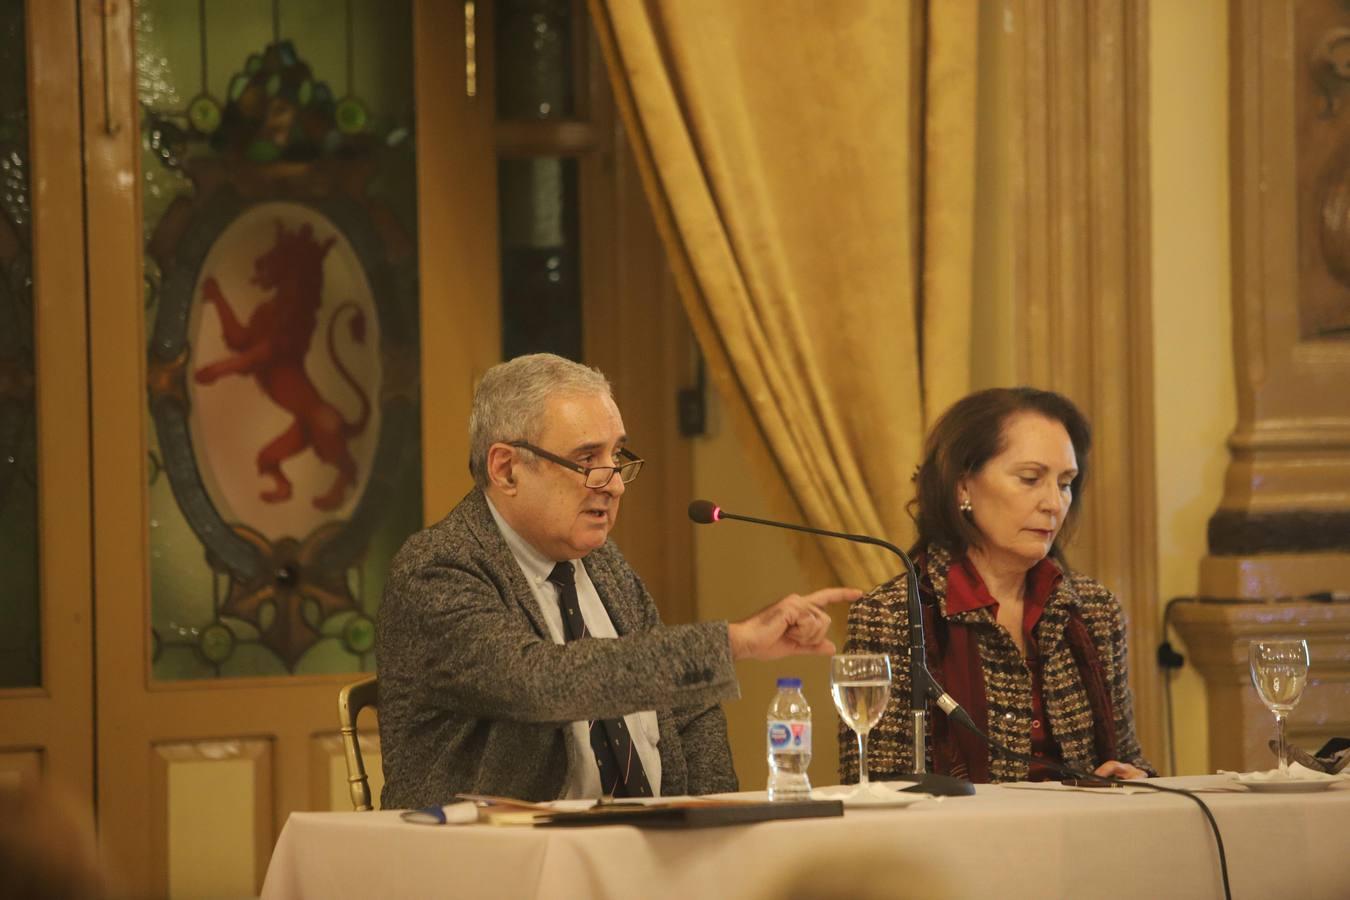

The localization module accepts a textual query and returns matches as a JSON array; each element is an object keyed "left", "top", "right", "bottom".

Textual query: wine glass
[
  {"left": 1248, "top": 639, "right": 1310, "bottom": 776},
  {"left": 831, "top": 654, "right": 892, "bottom": 789}
]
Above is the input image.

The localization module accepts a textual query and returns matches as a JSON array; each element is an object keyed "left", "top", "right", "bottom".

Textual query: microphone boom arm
[{"left": 706, "top": 508, "right": 932, "bottom": 776}]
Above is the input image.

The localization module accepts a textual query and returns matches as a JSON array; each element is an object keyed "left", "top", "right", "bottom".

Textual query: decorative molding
[
  {"left": 1009, "top": 0, "right": 1163, "bottom": 763},
  {"left": 1171, "top": 599, "right": 1350, "bottom": 771},
  {"left": 1209, "top": 509, "right": 1350, "bottom": 555},
  {"left": 1176, "top": 2, "right": 1350, "bottom": 774},
  {"left": 151, "top": 739, "right": 274, "bottom": 898},
  {"left": 1200, "top": 550, "right": 1350, "bottom": 599},
  {"left": 1208, "top": 0, "right": 1350, "bottom": 590}
]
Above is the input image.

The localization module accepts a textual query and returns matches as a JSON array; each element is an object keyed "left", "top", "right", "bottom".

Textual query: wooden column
[
  {"left": 1204, "top": 1, "right": 1350, "bottom": 592},
  {"left": 1171, "top": 600, "right": 1350, "bottom": 771},
  {"left": 1177, "top": 0, "right": 1350, "bottom": 772}
]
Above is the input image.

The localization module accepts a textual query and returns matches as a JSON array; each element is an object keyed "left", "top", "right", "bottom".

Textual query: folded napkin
[
  {"left": 1271, "top": 739, "right": 1350, "bottom": 774},
  {"left": 810, "top": 782, "right": 938, "bottom": 806},
  {"left": 1219, "top": 762, "right": 1350, "bottom": 782}
]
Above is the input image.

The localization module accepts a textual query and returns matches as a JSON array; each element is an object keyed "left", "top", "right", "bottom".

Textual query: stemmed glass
[
  {"left": 830, "top": 654, "right": 892, "bottom": 788},
  {"left": 1248, "top": 639, "right": 1310, "bottom": 776}
]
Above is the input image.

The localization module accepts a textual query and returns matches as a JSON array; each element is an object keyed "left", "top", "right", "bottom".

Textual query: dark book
[{"left": 536, "top": 798, "right": 844, "bottom": 829}]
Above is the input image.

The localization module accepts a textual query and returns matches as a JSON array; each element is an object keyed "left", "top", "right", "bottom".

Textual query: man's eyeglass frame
[{"left": 506, "top": 441, "right": 644, "bottom": 489}]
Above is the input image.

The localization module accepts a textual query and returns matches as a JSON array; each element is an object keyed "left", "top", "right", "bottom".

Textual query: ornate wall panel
[
  {"left": 1170, "top": 0, "right": 1350, "bottom": 774},
  {"left": 1203, "top": 0, "right": 1350, "bottom": 593},
  {"left": 152, "top": 739, "right": 273, "bottom": 897},
  {"left": 1298, "top": 1, "right": 1350, "bottom": 341}
]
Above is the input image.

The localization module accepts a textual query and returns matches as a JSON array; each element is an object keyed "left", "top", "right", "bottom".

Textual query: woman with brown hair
[{"left": 840, "top": 387, "right": 1154, "bottom": 784}]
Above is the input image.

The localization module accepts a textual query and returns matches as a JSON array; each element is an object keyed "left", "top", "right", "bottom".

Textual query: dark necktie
[{"left": 547, "top": 561, "right": 654, "bottom": 798}]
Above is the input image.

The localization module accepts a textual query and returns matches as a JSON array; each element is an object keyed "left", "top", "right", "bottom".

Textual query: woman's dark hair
[{"left": 909, "top": 387, "right": 1092, "bottom": 562}]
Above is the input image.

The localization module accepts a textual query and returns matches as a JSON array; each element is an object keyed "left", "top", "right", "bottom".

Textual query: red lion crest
[{"left": 194, "top": 220, "right": 371, "bottom": 511}]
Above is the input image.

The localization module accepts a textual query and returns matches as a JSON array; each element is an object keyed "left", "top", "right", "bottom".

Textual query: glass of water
[
  {"left": 1248, "top": 639, "right": 1310, "bottom": 776},
  {"left": 831, "top": 654, "right": 892, "bottom": 787}
]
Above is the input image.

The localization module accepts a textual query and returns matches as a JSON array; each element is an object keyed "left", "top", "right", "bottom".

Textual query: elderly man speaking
[{"left": 377, "top": 353, "right": 858, "bottom": 807}]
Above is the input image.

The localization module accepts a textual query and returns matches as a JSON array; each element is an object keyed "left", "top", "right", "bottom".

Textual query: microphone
[{"left": 688, "top": 499, "right": 974, "bottom": 796}]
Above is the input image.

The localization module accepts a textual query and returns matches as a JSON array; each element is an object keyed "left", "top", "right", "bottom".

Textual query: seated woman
[{"left": 840, "top": 387, "right": 1154, "bottom": 784}]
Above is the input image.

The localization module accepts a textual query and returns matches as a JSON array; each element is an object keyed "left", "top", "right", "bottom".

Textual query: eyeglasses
[{"left": 507, "top": 441, "right": 645, "bottom": 489}]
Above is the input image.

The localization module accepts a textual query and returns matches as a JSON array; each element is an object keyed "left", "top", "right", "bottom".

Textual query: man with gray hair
[{"left": 377, "top": 353, "right": 858, "bottom": 807}]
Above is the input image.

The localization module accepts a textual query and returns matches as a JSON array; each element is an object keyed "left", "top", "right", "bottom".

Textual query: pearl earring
[{"left": 959, "top": 497, "right": 973, "bottom": 515}]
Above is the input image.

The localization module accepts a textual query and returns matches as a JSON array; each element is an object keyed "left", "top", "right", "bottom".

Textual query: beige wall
[
  {"left": 691, "top": 387, "right": 840, "bottom": 791},
  {"left": 1149, "top": 0, "right": 1235, "bottom": 775}
]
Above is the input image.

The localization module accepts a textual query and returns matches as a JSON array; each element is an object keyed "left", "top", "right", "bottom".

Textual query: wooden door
[
  {"left": 82, "top": 1, "right": 494, "bottom": 895},
  {"left": 75, "top": 0, "right": 693, "bottom": 896},
  {"left": 0, "top": 0, "right": 93, "bottom": 808}
]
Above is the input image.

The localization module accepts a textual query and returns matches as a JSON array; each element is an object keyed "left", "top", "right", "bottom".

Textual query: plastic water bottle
[{"left": 766, "top": 677, "right": 812, "bottom": 801}]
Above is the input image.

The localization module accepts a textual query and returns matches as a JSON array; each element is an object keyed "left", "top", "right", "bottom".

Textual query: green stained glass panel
[
  {"left": 138, "top": 0, "right": 421, "bottom": 681},
  {"left": 0, "top": 0, "right": 39, "bottom": 689}
]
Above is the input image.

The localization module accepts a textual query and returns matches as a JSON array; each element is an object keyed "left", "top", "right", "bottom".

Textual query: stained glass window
[
  {"left": 137, "top": 0, "right": 421, "bottom": 680},
  {"left": 0, "top": 0, "right": 37, "bottom": 689}
]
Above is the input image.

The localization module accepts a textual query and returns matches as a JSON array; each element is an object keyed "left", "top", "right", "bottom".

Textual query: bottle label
[{"left": 767, "top": 720, "right": 811, "bottom": 752}]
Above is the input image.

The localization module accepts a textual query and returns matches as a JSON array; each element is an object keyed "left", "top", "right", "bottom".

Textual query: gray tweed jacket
[{"left": 376, "top": 489, "right": 740, "bottom": 808}]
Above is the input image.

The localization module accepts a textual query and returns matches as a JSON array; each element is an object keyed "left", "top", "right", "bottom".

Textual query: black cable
[
  {"left": 1162, "top": 665, "right": 1176, "bottom": 775},
  {"left": 921, "top": 668, "right": 1232, "bottom": 899},
  {"left": 1158, "top": 596, "right": 1189, "bottom": 776},
  {"left": 954, "top": 718, "right": 1232, "bottom": 900},
  {"left": 1048, "top": 763, "right": 1230, "bottom": 900},
  {"left": 1089, "top": 775, "right": 1231, "bottom": 900}
]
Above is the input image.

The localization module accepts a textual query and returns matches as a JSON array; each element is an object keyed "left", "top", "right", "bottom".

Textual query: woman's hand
[{"left": 1093, "top": 759, "right": 1148, "bottom": 780}]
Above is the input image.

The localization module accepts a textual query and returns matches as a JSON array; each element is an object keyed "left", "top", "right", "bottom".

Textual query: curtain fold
[
  {"left": 921, "top": 2, "right": 978, "bottom": 418},
  {"left": 591, "top": 0, "right": 976, "bottom": 588}
]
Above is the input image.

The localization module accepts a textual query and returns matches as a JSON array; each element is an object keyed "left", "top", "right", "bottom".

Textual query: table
[{"left": 261, "top": 777, "right": 1350, "bottom": 899}]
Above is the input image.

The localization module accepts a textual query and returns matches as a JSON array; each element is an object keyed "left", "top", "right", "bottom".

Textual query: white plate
[
  {"left": 812, "top": 783, "right": 934, "bottom": 809},
  {"left": 1233, "top": 775, "right": 1340, "bottom": 794}
]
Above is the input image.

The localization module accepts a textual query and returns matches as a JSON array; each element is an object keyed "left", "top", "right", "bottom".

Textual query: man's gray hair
[{"left": 468, "top": 353, "right": 613, "bottom": 490}]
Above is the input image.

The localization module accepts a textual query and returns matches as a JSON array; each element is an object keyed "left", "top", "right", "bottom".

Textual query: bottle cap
[{"left": 776, "top": 677, "right": 802, "bottom": 688}]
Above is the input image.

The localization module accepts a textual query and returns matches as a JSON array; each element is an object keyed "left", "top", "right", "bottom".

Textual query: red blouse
[{"left": 945, "top": 556, "right": 1064, "bottom": 780}]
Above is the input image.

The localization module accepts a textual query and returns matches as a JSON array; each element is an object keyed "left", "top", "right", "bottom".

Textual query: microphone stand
[{"left": 691, "top": 504, "right": 973, "bottom": 796}]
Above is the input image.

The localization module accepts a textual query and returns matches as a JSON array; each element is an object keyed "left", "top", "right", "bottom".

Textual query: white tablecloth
[{"left": 261, "top": 776, "right": 1350, "bottom": 899}]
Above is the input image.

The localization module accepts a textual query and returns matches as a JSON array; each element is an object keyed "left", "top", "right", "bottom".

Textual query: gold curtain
[{"left": 591, "top": 0, "right": 977, "bottom": 587}]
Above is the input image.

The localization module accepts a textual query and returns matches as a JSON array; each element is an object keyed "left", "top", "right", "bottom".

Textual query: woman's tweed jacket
[
  {"left": 377, "top": 489, "right": 739, "bottom": 808},
  {"left": 839, "top": 544, "right": 1153, "bottom": 783}
]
